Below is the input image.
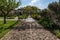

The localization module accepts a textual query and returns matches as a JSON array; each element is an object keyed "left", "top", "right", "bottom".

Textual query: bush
[
  {"left": 18, "top": 14, "right": 27, "bottom": 19},
  {"left": 38, "top": 17, "right": 60, "bottom": 38},
  {"left": 31, "top": 13, "right": 40, "bottom": 20},
  {"left": 54, "top": 29, "right": 60, "bottom": 38},
  {"left": 38, "top": 17, "right": 54, "bottom": 29}
]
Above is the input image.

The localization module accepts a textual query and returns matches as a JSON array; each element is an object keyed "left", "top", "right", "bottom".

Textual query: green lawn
[
  {"left": 0, "top": 20, "right": 18, "bottom": 39},
  {"left": 0, "top": 17, "right": 15, "bottom": 19}
]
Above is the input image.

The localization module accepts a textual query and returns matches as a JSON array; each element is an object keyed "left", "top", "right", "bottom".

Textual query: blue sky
[{"left": 18, "top": 0, "right": 59, "bottom": 9}]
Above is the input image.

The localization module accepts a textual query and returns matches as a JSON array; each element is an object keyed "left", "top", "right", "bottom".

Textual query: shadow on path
[
  {"left": 0, "top": 19, "right": 60, "bottom": 40},
  {"left": 14, "top": 21, "right": 43, "bottom": 31}
]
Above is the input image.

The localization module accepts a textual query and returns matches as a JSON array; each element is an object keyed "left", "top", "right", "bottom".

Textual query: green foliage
[
  {"left": 48, "top": 2, "right": 60, "bottom": 21},
  {"left": 38, "top": 17, "right": 54, "bottom": 28},
  {"left": 40, "top": 9, "right": 51, "bottom": 18},
  {"left": 19, "top": 6, "right": 40, "bottom": 15},
  {"left": 38, "top": 17, "right": 60, "bottom": 38},
  {"left": 54, "top": 29, "right": 60, "bottom": 38},
  {"left": 18, "top": 14, "right": 27, "bottom": 19},
  {"left": 0, "top": 0, "right": 21, "bottom": 11},
  {"left": 0, "top": 0, "right": 21, "bottom": 24},
  {"left": 48, "top": 2, "right": 59, "bottom": 13},
  {"left": 31, "top": 13, "right": 40, "bottom": 20}
]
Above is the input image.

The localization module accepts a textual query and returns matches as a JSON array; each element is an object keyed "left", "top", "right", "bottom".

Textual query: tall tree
[
  {"left": 48, "top": 2, "right": 59, "bottom": 13},
  {"left": 48, "top": 2, "right": 60, "bottom": 27},
  {"left": 48, "top": 2, "right": 60, "bottom": 19},
  {"left": 0, "top": 0, "right": 21, "bottom": 24},
  {"left": 19, "top": 6, "right": 41, "bottom": 15}
]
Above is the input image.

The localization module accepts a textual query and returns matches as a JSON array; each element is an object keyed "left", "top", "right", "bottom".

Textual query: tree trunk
[{"left": 4, "top": 14, "right": 6, "bottom": 24}]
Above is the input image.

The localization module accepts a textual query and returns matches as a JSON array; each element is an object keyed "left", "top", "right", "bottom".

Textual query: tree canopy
[
  {"left": 0, "top": 0, "right": 21, "bottom": 24},
  {"left": 19, "top": 6, "right": 41, "bottom": 15}
]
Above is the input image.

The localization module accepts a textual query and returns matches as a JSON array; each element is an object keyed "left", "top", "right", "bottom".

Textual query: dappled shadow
[
  {"left": 5, "top": 21, "right": 18, "bottom": 30},
  {"left": 43, "top": 24, "right": 60, "bottom": 38},
  {"left": 14, "top": 21, "right": 43, "bottom": 31},
  {"left": 0, "top": 21, "right": 18, "bottom": 34},
  {"left": 14, "top": 21, "right": 60, "bottom": 39},
  {"left": 1, "top": 21, "right": 60, "bottom": 40}
]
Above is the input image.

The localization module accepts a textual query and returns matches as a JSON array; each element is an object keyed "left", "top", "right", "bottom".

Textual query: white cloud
[
  {"left": 29, "top": 0, "right": 39, "bottom": 5},
  {"left": 18, "top": 0, "right": 40, "bottom": 8},
  {"left": 18, "top": 0, "right": 58, "bottom": 9},
  {"left": 18, "top": 0, "right": 45, "bottom": 9}
]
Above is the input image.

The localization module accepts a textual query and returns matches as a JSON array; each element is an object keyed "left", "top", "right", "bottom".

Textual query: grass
[
  {"left": 7, "top": 16, "right": 15, "bottom": 19},
  {"left": 0, "top": 16, "right": 15, "bottom": 19},
  {"left": 0, "top": 20, "right": 18, "bottom": 39},
  {"left": 54, "top": 29, "right": 60, "bottom": 38},
  {"left": 0, "top": 17, "right": 4, "bottom": 19}
]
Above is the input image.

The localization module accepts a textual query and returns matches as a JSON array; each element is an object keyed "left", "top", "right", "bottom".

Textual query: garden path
[{"left": 0, "top": 16, "right": 60, "bottom": 40}]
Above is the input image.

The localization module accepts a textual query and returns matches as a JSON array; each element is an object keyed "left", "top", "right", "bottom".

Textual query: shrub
[
  {"left": 18, "top": 14, "right": 27, "bottom": 19},
  {"left": 38, "top": 17, "right": 54, "bottom": 29},
  {"left": 31, "top": 13, "right": 40, "bottom": 20},
  {"left": 38, "top": 17, "right": 60, "bottom": 38},
  {"left": 54, "top": 29, "right": 60, "bottom": 38}
]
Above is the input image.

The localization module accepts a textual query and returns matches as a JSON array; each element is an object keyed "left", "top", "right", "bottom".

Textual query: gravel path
[
  {"left": 0, "top": 16, "right": 60, "bottom": 40},
  {"left": 0, "top": 21, "right": 60, "bottom": 40}
]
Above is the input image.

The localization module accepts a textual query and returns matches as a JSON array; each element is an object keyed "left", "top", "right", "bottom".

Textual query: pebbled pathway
[
  {"left": 0, "top": 21, "right": 60, "bottom": 40},
  {"left": 0, "top": 16, "right": 60, "bottom": 40}
]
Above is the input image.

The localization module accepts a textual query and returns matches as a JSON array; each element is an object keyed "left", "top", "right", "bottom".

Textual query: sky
[{"left": 18, "top": 0, "right": 59, "bottom": 9}]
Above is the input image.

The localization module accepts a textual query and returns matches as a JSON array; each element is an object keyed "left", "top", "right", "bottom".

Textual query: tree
[
  {"left": 0, "top": 0, "right": 21, "bottom": 24},
  {"left": 48, "top": 2, "right": 59, "bottom": 13},
  {"left": 41, "top": 9, "right": 51, "bottom": 18},
  {"left": 48, "top": 2, "right": 60, "bottom": 20},
  {"left": 19, "top": 6, "right": 41, "bottom": 15},
  {"left": 48, "top": 2, "right": 60, "bottom": 27}
]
